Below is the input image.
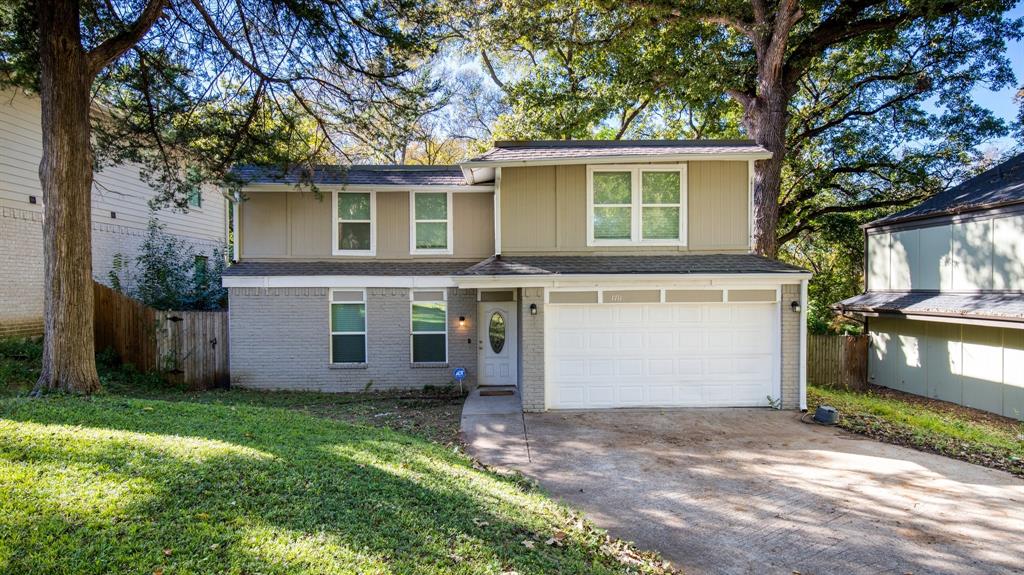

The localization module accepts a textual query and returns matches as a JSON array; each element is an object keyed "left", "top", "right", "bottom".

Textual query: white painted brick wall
[
  {"left": 519, "top": 288, "right": 546, "bottom": 412},
  {"left": 0, "top": 205, "right": 222, "bottom": 338},
  {"left": 228, "top": 287, "right": 477, "bottom": 391}
]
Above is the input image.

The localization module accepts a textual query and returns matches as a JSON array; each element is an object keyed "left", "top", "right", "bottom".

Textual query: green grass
[
  {"left": 808, "top": 384, "right": 1024, "bottom": 477},
  {"left": 0, "top": 340, "right": 675, "bottom": 574}
]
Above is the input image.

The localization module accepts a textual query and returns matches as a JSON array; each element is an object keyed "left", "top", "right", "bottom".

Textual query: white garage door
[{"left": 547, "top": 303, "right": 777, "bottom": 409}]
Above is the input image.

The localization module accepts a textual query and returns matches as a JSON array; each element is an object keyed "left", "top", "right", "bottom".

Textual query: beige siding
[
  {"left": 500, "top": 161, "right": 750, "bottom": 254},
  {"left": 376, "top": 191, "right": 410, "bottom": 258},
  {"left": 665, "top": 289, "right": 722, "bottom": 303},
  {"left": 868, "top": 317, "right": 1024, "bottom": 420},
  {"left": 602, "top": 289, "right": 660, "bottom": 303},
  {"left": 240, "top": 192, "right": 288, "bottom": 257},
  {"left": 727, "top": 289, "right": 777, "bottom": 302},
  {"left": 687, "top": 161, "right": 749, "bottom": 250},
  {"left": 548, "top": 291, "right": 598, "bottom": 304},
  {"left": 453, "top": 192, "right": 495, "bottom": 258},
  {"left": 287, "top": 192, "right": 332, "bottom": 257},
  {"left": 501, "top": 166, "right": 558, "bottom": 250},
  {"left": 556, "top": 165, "right": 587, "bottom": 249},
  {"left": 239, "top": 189, "right": 493, "bottom": 260}
]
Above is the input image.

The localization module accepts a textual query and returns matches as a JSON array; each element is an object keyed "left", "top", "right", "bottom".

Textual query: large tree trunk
[
  {"left": 743, "top": 90, "right": 789, "bottom": 259},
  {"left": 34, "top": 0, "right": 101, "bottom": 394}
]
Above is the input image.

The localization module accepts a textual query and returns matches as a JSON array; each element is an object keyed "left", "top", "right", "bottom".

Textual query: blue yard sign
[{"left": 452, "top": 367, "right": 466, "bottom": 382}]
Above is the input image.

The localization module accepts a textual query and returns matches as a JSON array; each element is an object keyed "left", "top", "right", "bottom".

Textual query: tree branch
[
  {"left": 480, "top": 50, "right": 506, "bottom": 90},
  {"left": 87, "top": 0, "right": 167, "bottom": 76}
]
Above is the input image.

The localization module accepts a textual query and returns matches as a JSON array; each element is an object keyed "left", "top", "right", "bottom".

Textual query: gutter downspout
[
  {"left": 232, "top": 191, "right": 241, "bottom": 263},
  {"left": 799, "top": 278, "right": 809, "bottom": 411}
]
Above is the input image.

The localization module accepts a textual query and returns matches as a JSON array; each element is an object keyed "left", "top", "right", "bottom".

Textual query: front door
[{"left": 477, "top": 301, "right": 518, "bottom": 386}]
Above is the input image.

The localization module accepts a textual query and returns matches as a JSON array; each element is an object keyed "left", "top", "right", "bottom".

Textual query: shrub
[{"left": 109, "top": 219, "right": 227, "bottom": 310}]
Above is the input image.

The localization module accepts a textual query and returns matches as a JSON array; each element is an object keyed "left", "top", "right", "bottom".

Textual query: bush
[{"left": 109, "top": 219, "right": 228, "bottom": 310}]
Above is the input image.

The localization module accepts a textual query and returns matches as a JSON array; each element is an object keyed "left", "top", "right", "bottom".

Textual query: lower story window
[
  {"left": 331, "top": 290, "right": 366, "bottom": 363},
  {"left": 411, "top": 294, "right": 447, "bottom": 363}
]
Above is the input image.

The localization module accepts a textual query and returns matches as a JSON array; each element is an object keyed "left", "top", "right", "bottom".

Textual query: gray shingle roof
[
  {"left": 457, "top": 255, "right": 807, "bottom": 276},
  {"left": 222, "top": 260, "right": 474, "bottom": 277},
  {"left": 464, "top": 140, "right": 770, "bottom": 164},
  {"left": 231, "top": 165, "right": 474, "bottom": 187},
  {"left": 835, "top": 292, "right": 1024, "bottom": 322},
  {"left": 871, "top": 152, "right": 1024, "bottom": 227},
  {"left": 223, "top": 255, "right": 808, "bottom": 278}
]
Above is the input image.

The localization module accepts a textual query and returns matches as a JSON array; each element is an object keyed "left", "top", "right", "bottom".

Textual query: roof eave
[
  {"left": 233, "top": 183, "right": 495, "bottom": 193},
  {"left": 455, "top": 271, "right": 811, "bottom": 288},
  {"left": 460, "top": 151, "right": 772, "bottom": 169},
  {"left": 863, "top": 198, "right": 1024, "bottom": 230}
]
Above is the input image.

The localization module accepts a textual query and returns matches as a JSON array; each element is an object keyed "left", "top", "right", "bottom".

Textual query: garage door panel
[
  {"left": 703, "top": 306, "right": 733, "bottom": 322},
  {"left": 618, "top": 359, "right": 643, "bottom": 376},
  {"left": 675, "top": 307, "right": 702, "bottom": 322},
  {"left": 548, "top": 301, "right": 777, "bottom": 409}
]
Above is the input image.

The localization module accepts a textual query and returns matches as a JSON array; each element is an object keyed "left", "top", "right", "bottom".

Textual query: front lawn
[
  {"left": 808, "top": 384, "right": 1024, "bottom": 477},
  {"left": 0, "top": 340, "right": 676, "bottom": 574}
]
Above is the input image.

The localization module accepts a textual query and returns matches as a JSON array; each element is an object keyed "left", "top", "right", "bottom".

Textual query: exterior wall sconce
[
  {"left": 458, "top": 316, "right": 466, "bottom": 327},
  {"left": 790, "top": 301, "right": 801, "bottom": 313},
  {"left": 529, "top": 303, "right": 538, "bottom": 316}
]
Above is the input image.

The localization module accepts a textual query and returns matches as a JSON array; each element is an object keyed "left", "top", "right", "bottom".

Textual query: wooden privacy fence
[
  {"left": 94, "top": 282, "right": 229, "bottom": 389},
  {"left": 808, "top": 334, "right": 869, "bottom": 391}
]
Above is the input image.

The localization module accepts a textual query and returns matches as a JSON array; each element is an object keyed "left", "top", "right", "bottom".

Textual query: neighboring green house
[
  {"left": 223, "top": 140, "right": 811, "bottom": 412},
  {"left": 837, "top": 153, "right": 1024, "bottom": 420}
]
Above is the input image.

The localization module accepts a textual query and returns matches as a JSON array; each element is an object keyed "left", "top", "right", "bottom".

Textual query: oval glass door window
[{"left": 488, "top": 312, "right": 506, "bottom": 354}]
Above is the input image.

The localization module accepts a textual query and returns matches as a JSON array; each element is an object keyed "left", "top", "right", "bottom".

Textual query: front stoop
[{"left": 460, "top": 387, "right": 532, "bottom": 469}]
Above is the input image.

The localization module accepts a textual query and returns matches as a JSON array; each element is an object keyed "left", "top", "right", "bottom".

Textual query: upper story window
[
  {"left": 334, "top": 191, "right": 375, "bottom": 256},
  {"left": 587, "top": 165, "right": 686, "bottom": 246},
  {"left": 411, "top": 191, "right": 452, "bottom": 255}
]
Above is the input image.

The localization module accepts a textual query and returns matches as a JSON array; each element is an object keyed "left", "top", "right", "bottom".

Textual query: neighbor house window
[
  {"left": 410, "top": 291, "right": 447, "bottom": 363},
  {"left": 411, "top": 192, "right": 452, "bottom": 254},
  {"left": 587, "top": 165, "right": 686, "bottom": 246},
  {"left": 334, "top": 192, "right": 375, "bottom": 255},
  {"left": 330, "top": 290, "right": 367, "bottom": 363}
]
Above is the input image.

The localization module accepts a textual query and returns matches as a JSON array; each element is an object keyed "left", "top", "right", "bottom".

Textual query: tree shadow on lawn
[{"left": 0, "top": 396, "right": 650, "bottom": 575}]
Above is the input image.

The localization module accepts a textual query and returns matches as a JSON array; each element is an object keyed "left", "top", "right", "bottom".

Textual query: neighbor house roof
[
  {"left": 835, "top": 292, "right": 1024, "bottom": 323},
  {"left": 457, "top": 255, "right": 806, "bottom": 276},
  {"left": 463, "top": 140, "right": 771, "bottom": 166},
  {"left": 869, "top": 152, "right": 1024, "bottom": 228},
  {"left": 230, "top": 164, "right": 482, "bottom": 187},
  {"left": 223, "top": 254, "right": 808, "bottom": 278}
]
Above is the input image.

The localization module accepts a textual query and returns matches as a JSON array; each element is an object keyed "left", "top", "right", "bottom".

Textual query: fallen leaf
[
  {"left": 472, "top": 518, "right": 489, "bottom": 528},
  {"left": 153, "top": 569, "right": 163, "bottom": 575},
  {"left": 521, "top": 540, "right": 535, "bottom": 549},
  {"left": 163, "top": 548, "right": 173, "bottom": 557}
]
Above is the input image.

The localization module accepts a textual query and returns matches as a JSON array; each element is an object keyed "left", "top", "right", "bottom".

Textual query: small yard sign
[{"left": 452, "top": 367, "right": 467, "bottom": 393}]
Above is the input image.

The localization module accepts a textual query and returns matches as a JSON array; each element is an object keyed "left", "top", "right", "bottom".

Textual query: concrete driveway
[{"left": 461, "top": 391, "right": 1024, "bottom": 575}]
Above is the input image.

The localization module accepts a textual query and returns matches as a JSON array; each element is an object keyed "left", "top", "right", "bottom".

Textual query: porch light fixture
[
  {"left": 458, "top": 315, "right": 466, "bottom": 327},
  {"left": 529, "top": 303, "right": 538, "bottom": 316},
  {"left": 790, "top": 300, "right": 801, "bottom": 313}
]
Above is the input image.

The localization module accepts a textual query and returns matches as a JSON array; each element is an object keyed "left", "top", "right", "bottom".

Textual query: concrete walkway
[{"left": 461, "top": 400, "right": 1024, "bottom": 575}]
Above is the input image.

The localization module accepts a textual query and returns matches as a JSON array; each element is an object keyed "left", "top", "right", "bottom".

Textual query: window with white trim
[
  {"left": 588, "top": 165, "right": 686, "bottom": 246},
  {"left": 334, "top": 192, "right": 374, "bottom": 255},
  {"left": 411, "top": 192, "right": 452, "bottom": 254},
  {"left": 410, "top": 291, "right": 447, "bottom": 363},
  {"left": 330, "top": 290, "right": 367, "bottom": 363}
]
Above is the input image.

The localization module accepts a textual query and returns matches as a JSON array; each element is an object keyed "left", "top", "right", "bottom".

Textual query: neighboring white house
[{"left": 0, "top": 89, "right": 229, "bottom": 337}]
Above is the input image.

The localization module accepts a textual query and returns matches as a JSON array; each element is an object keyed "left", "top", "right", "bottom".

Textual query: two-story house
[
  {"left": 223, "top": 140, "right": 811, "bottom": 412},
  {"left": 0, "top": 89, "right": 228, "bottom": 337},
  {"left": 837, "top": 153, "right": 1024, "bottom": 420}
]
